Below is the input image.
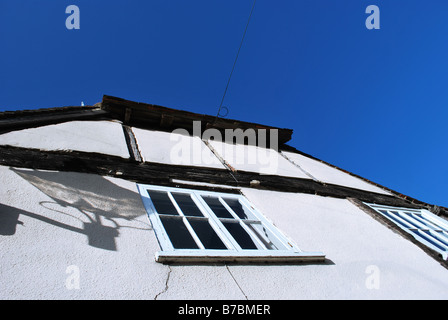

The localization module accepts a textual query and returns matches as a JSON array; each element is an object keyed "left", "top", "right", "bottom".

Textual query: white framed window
[
  {"left": 138, "top": 184, "right": 325, "bottom": 263},
  {"left": 365, "top": 203, "right": 448, "bottom": 260}
]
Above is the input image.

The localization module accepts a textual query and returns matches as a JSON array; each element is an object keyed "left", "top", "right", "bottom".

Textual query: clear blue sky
[{"left": 1, "top": 1, "right": 447, "bottom": 207}]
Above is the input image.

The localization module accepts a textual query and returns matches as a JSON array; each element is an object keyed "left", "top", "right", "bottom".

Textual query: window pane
[
  {"left": 172, "top": 193, "right": 204, "bottom": 217},
  {"left": 429, "top": 230, "right": 448, "bottom": 247},
  {"left": 188, "top": 218, "right": 227, "bottom": 249},
  {"left": 223, "top": 198, "right": 254, "bottom": 220},
  {"left": 147, "top": 191, "right": 179, "bottom": 215},
  {"left": 222, "top": 221, "right": 258, "bottom": 249},
  {"left": 159, "top": 216, "right": 198, "bottom": 249},
  {"left": 245, "top": 223, "right": 284, "bottom": 250},
  {"left": 396, "top": 212, "right": 423, "bottom": 229},
  {"left": 380, "top": 210, "right": 406, "bottom": 227},
  {"left": 412, "top": 229, "right": 447, "bottom": 251},
  {"left": 367, "top": 203, "right": 448, "bottom": 260},
  {"left": 413, "top": 214, "right": 443, "bottom": 231},
  {"left": 202, "top": 196, "right": 234, "bottom": 219}
]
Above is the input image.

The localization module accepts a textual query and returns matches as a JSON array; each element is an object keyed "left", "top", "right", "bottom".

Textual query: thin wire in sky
[{"left": 215, "top": 0, "right": 257, "bottom": 121}]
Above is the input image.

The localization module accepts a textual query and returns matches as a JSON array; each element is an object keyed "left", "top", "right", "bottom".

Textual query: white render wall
[
  {"left": 1, "top": 122, "right": 447, "bottom": 299},
  {"left": 0, "top": 121, "right": 130, "bottom": 159},
  {"left": 239, "top": 188, "right": 448, "bottom": 299},
  {"left": 0, "top": 166, "right": 165, "bottom": 299},
  {"left": 281, "top": 151, "right": 391, "bottom": 195},
  {"left": 1, "top": 165, "right": 448, "bottom": 300},
  {"left": 208, "top": 140, "right": 310, "bottom": 178},
  {"left": 131, "top": 128, "right": 389, "bottom": 192},
  {"left": 132, "top": 128, "right": 225, "bottom": 169},
  {"left": 0, "top": 121, "right": 392, "bottom": 194}
]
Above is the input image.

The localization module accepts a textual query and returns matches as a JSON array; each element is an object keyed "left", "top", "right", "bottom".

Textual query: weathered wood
[
  {"left": 101, "top": 95, "right": 294, "bottom": 145},
  {"left": 0, "top": 107, "right": 109, "bottom": 134},
  {"left": 155, "top": 251, "right": 327, "bottom": 264},
  {"left": 233, "top": 171, "right": 423, "bottom": 209},
  {"left": 122, "top": 125, "right": 143, "bottom": 163},
  {"left": 0, "top": 145, "right": 237, "bottom": 187},
  {"left": 0, "top": 145, "right": 436, "bottom": 212}
]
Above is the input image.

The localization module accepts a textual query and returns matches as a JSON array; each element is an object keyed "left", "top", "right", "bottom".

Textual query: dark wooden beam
[
  {"left": 121, "top": 125, "right": 143, "bottom": 163},
  {"left": 0, "top": 107, "right": 110, "bottom": 134},
  {"left": 0, "top": 145, "right": 438, "bottom": 213},
  {"left": 101, "top": 95, "right": 293, "bottom": 145}
]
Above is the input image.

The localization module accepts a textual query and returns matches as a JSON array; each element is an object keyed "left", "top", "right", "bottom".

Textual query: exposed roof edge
[
  {"left": 0, "top": 105, "right": 109, "bottom": 134},
  {"left": 0, "top": 95, "right": 293, "bottom": 144},
  {"left": 0, "top": 105, "right": 96, "bottom": 119},
  {"left": 100, "top": 95, "right": 294, "bottom": 145}
]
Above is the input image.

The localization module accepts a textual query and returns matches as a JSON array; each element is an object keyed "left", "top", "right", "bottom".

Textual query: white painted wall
[
  {"left": 132, "top": 128, "right": 225, "bottom": 169},
  {"left": 208, "top": 140, "right": 309, "bottom": 178},
  {"left": 239, "top": 188, "right": 448, "bottom": 299},
  {"left": 1, "top": 165, "right": 447, "bottom": 300},
  {"left": 0, "top": 166, "right": 164, "bottom": 299},
  {"left": 1, "top": 122, "right": 447, "bottom": 299},
  {"left": 282, "top": 151, "right": 391, "bottom": 195},
  {"left": 0, "top": 121, "right": 130, "bottom": 159},
  {"left": 133, "top": 127, "right": 390, "bottom": 194},
  {"left": 0, "top": 120, "right": 388, "bottom": 196}
]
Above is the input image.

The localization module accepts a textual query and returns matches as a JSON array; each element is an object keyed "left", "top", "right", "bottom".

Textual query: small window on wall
[
  {"left": 365, "top": 203, "right": 448, "bottom": 260},
  {"left": 138, "top": 184, "right": 325, "bottom": 263}
]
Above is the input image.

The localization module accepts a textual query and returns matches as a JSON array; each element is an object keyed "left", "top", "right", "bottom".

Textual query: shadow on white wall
[{"left": 1, "top": 168, "right": 151, "bottom": 251}]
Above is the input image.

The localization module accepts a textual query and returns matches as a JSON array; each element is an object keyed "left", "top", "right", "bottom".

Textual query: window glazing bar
[{"left": 168, "top": 191, "right": 205, "bottom": 250}]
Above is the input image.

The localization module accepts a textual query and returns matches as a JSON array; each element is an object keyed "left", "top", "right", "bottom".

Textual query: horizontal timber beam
[{"left": 0, "top": 145, "right": 435, "bottom": 212}]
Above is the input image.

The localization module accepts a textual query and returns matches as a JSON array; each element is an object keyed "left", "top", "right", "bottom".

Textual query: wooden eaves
[
  {"left": 0, "top": 105, "right": 109, "bottom": 135},
  {"left": 100, "top": 95, "right": 293, "bottom": 146}
]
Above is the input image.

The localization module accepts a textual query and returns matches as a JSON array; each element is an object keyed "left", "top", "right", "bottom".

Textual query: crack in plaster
[
  {"left": 279, "top": 151, "right": 320, "bottom": 182},
  {"left": 226, "top": 265, "right": 248, "bottom": 300},
  {"left": 154, "top": 265, "right": 172, "bottom": 300}
]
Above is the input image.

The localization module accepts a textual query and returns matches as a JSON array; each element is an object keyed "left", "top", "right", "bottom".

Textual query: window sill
[{"left": 155, "top": 250, "right": 326, "bottom": 264}]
